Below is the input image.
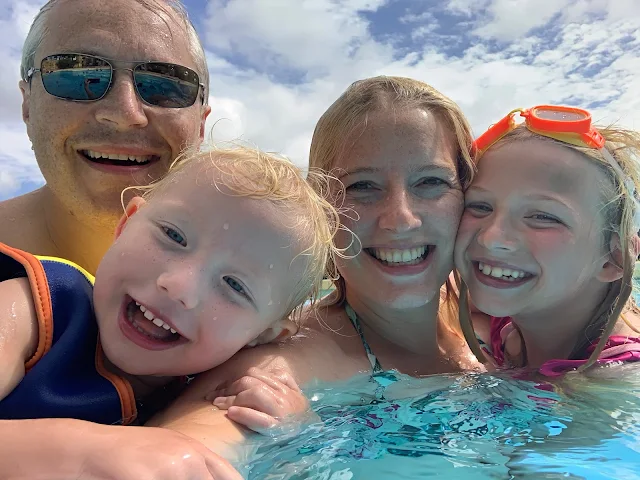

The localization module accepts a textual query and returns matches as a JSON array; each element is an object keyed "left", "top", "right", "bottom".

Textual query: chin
[{"left": 377, "top": 288, "right": 440, "bottom": 310}]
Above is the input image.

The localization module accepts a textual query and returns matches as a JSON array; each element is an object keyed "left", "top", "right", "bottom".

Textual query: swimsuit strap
[{"left": 345, "top": 303, "right": 384, "bottom": 374}]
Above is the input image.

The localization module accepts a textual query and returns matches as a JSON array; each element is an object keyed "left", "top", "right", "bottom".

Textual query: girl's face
[
  {"left": 334, "top": 107, "right": 464, "bottom": 309},
  {"left": 455, "top": 138, "right": 618, "bottom": 319}
]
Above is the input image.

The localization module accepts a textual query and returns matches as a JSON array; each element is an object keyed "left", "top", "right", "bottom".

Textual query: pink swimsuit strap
[{"left": 488, "top": 317, "right": 640, "bottom": 376}]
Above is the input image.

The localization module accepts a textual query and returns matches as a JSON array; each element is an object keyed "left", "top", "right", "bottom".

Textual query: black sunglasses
[{"left": 26, "top": 53, "right": 205, "bottom": 108}]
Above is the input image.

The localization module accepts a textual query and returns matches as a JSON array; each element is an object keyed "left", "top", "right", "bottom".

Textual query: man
[
  {"left": 0, "top": 1, "right": 246, "bottom": 478},
  {"left": 0, "top": 0, "right": 211, "bottom": 275}
]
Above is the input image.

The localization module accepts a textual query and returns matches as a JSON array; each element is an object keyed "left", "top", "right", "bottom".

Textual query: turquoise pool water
[
  {"left": 246, "top": 367, "right": 640, "bottom": 479},
  {"left": 248, "top": 273, "right": 640, "bottom": 478}
]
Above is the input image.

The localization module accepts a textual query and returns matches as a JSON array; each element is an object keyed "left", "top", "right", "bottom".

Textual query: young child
[
  {"left": 454, "top": 105, "right": 640, "bottom": 375},
  {"left": 0, "top": 145, "right": 342, "bottom": 426}
]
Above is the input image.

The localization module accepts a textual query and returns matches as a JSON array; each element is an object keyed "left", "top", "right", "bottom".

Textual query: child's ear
[
  {"left": 596, "top": 233, "right": 625, "bottom": 283},
  {"left": 245, "top": 319, "right": 298, "bottom": 348},
  {"left": 114, "top": 197, "right": 146, "bottom": 240}
]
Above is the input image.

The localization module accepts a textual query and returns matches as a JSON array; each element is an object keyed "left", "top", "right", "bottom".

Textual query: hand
[
  {"left": 206, "top": 367, "right": 309, "bottom": 435},
  {"left": 79, "top": 425, "right": 244, "bottom": 480}
]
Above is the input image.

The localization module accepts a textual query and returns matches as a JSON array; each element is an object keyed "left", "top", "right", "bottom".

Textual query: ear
[
  {"left": 114, "top": 197, "right": 146, "bottom": 240},
  {"left": 19, "top": 80, "right": 31, "bottom": 126},
  {"left": 244, "top": 318, "right": 298, "bottom": 348},
  {"left": 200, "top": 105, "right": 212, "bottom": 142},
  {"left": 596, "top": 233, "right": 625, "bottom": 283}
]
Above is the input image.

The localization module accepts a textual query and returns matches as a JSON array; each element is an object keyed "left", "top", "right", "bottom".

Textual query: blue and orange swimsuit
[{"left": 0, "top": 243, "right": 138, "bottom": 425}]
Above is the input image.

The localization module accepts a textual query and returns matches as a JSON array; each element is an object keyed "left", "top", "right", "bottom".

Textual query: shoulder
[
  {"left": 0, "top": 189, "right": 53, "bottom": 255},
  {"left": 614, "top": 309, "right": 640, "bottom": 337}
]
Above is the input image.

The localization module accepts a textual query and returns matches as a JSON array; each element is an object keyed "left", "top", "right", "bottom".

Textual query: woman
[{"left": 148, "top": 76, "right": 485, "bottom": 458}]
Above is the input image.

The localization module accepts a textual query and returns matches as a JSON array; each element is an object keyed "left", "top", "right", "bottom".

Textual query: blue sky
[{"left": 1, "top": 0, "right": 639, "bottom": 201}]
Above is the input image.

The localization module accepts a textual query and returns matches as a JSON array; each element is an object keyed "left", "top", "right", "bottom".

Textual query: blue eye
[
  {"left": 465, "top": 202, "right": 492, "bottom": 213},
  {"left": 529, "top": 213, "right": 561, "bottom": 224},
  {"left": 162, "top": 226, "right": 186, "bottom": 246},
  {"left": 418, "top": 177, "right": 448, "bottom": 187},
  {"left": 224, "top": 276, "right": 246, "bottom": 294},
  {"left": 347, "top": 181, "right": 375, "bottom": 191}
]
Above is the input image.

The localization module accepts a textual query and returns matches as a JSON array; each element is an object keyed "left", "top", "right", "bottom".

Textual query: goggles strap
[{"left": 599, "top": 147, "right": 640, "bottom": 232}]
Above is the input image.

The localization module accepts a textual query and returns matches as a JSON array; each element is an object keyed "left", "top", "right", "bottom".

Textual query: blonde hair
[
  {"left": 308, "top": 75, "right": 476, "bottom": 331},
  {"left": 459, "top": 124, "right": 640, "bottom": 371},
  {"left": 124, "top": 144, "right": 344, "bottom": 322}
]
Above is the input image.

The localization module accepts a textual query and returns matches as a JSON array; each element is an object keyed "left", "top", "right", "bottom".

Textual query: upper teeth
[
  {"left": 135, "top": 302, "right": 177, "bottom": 333},
  {"left": 83, "top": 150, "right": 152, "bottom": 163},
  {"left": 372, "top": 246, "right": 426, "bottom": 263},
  {"left": 478, "top": 262, "right": 527, "bottom": 279}
]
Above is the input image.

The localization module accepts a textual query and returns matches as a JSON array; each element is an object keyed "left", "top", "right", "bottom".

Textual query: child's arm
[{"left": 0, "top": 277, "right": 38, "bottom": 400}]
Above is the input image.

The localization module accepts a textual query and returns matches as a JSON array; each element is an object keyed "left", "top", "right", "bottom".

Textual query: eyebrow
[
  {"left": 467, "top": 186, "right": 575, "bottom": 209},
  {"left": 342, "top": 164, "right": 457, "bottom": 178}
]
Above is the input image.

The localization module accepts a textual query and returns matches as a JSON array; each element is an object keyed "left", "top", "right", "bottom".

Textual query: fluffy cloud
[{"left": 1, "top": 0, "right": 639, "bottom": 200}]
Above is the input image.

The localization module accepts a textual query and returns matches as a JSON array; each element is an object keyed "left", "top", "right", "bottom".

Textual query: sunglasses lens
[
  {"left": 40, "top": 54, "right": 111, "bottom": 101},
  {"left": 134, "top": 63, "right": 200, "bottom": 108},
  {"left": 534, "top": 108, "right": 588, "bottom": 122}
]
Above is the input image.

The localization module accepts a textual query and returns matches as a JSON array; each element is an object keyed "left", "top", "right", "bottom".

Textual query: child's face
[
  {"left": 93, "top": 163, "right": 304, "bottom": 376},
  {"left": 454, "top": 139, "right": 613, "bottom": 318}
]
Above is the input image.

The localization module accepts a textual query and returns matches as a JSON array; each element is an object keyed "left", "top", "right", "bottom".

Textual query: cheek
[
  {"left": 428, "top": 192, "right": 464, "bottom": 235},
  {"left": 154, "top": 110, "right": 202, "bottom": 150}
]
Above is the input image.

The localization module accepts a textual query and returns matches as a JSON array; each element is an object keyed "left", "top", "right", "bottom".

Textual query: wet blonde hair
[
  {"left": 124, "top": 144, "right": 343, "bottom": 322},
  {"left": 459, "top": 124, "right": 640, "bottom": 371},
  {"left": 309, "top": 75, "right": 476, "bottom": 331}
]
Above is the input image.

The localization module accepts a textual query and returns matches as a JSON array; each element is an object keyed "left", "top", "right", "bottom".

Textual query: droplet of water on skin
[
  {"left": 223, "top": 223, "right": 229, "bottom": 230},
  {"left": 213, "top": 317, "right": 217, "bottom": 321}
]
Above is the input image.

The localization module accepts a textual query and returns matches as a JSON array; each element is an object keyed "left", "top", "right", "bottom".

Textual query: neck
[
  {"left": 41, "top": 187, "right": 118, "bottom": 275},
  {"left": 513, "top": 283, "right": 610, "bottom": 367},
  {"left": 103, "top": 356, "right": 175, "bottom": 400},
  {"left": 345, "top": 290, "right": 466, "bottom": 374}
]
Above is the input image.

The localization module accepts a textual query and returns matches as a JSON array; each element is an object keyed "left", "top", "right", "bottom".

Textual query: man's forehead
[{"left": 39, "top": 0, "right": 191, "bottom": 61}]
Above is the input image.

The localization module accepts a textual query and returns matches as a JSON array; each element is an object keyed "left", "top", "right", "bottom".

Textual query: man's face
[{"left": 20, "top": 0, "right": 211, "bottom": 218}]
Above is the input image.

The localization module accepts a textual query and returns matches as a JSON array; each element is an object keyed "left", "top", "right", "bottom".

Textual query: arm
[
  {"left": 0, "top": 277, "right": 38, "bottom": 400},
  {"left": 0, "top": 418, "right": 243, "bottom": 480},
  {"left": 147, "top": 331, "right": 336, "bottom": 460},
  {"left": 147, "top": 345, "right": 302, "bottom": 460}
]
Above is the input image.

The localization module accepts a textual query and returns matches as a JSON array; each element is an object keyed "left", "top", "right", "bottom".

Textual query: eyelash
[
  {"left": 418, "top": 177, "right": 449, "bottom": 187},
  {"left": 347, "top": 177, "right": 449, "bottom": 191},
  {"left": 465, "top": 204, "right": 562, "bottom": 224},
  {"left": 161, "top": 225, "right": 187, "bottom": 246},
  {"left": 528, "top": 213, "right": 561, "bottom": 224}
]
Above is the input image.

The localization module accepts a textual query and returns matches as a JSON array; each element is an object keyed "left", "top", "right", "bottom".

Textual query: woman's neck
[{"left": 344, "top": 291, "right": 475, "bottom": 375}]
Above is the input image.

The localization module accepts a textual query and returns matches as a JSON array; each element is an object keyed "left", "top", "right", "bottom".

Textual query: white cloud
[{"left": 1, "top": 0, "right": 639, "bottom": 198}]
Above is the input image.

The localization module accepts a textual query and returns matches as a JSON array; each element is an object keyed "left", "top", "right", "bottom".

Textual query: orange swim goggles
[
  {"left": 474, "top": 105, "right": 606, "bottom": 155},
  {"left": 474, "top": 104, "right": 640, "bottom": 230}
]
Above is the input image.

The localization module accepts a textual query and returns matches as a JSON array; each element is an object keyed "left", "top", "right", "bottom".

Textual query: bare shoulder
[
  {"left": 0, "top": 277, "right": 39, "bottom": 399},
  {"left": 0, "top": 189, "right": 52, "bottom": 254},
  {"left": 614, "top": 309, "right": 640, "bottom": 337}
]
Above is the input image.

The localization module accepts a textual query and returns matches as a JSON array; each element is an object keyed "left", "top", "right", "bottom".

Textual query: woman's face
[{"left": 334, "top": 107, "right": 464, "bottom": 309}]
